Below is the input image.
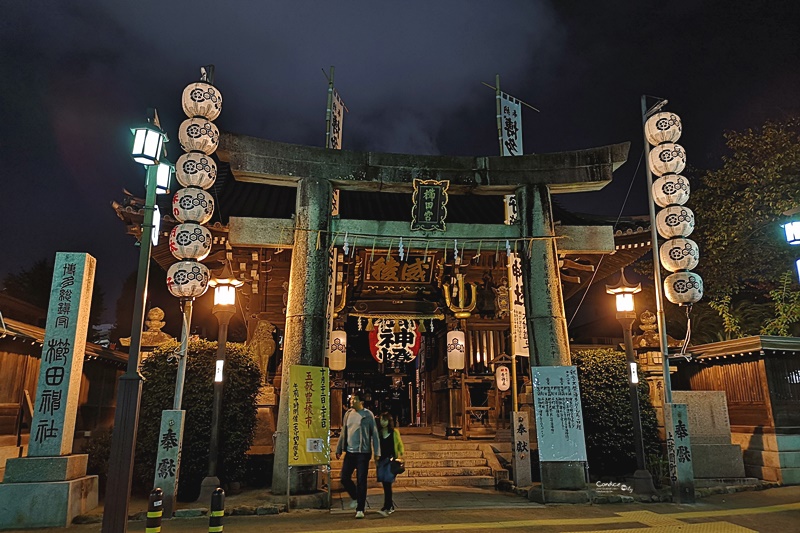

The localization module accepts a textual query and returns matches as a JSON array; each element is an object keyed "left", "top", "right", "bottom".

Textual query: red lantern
[{"left": 369, "top": 319, "right": 421, "bottom": 364}]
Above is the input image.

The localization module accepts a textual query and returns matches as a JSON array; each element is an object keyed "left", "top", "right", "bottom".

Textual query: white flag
[
  {"left": 507, "top": 253, "right": 529, "bottom": 357},
  {"left": 328, "top": 89, "right": 344, "bottom": 150},
  {"left": 501, "top": 92, "right": 523, "bottom": 156},
  {"left": 504, "top": 194, "right": 518, "bottom": 225}
]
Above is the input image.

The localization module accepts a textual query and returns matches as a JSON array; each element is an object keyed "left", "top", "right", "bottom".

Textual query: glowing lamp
[
  {"left": 446, "top": 330, "right": 466, "bottom": 370},
  {"left": 606, "top": 269, "right": 641, "bottom": 315},
  {"left": 328, "top": 330, "right": 347, "bottom": 371},
  {"left": 784, "top": 221, "right": 800, "bottom": 245},
  {"left": 130, "top": 111, "right": 165, "bottom": 166}
]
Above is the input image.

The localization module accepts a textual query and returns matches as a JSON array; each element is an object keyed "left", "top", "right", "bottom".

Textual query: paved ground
[{"left": 7, "top": 485, "right": 800, "bottom": 532}]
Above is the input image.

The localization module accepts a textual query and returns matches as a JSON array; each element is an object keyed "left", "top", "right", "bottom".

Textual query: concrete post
[
  {"left": 272, "top": 177, "right": 332, "bottom": 495},
  {"left": 516, "top": 184, "right": 585, "bottom": 490}
]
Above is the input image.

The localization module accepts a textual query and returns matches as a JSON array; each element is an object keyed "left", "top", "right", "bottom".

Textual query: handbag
[{"left": 389, "top": 459, "right": 405, "bottom": 476}]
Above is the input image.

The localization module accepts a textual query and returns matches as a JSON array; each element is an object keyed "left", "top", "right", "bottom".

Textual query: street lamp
[
  {"left": 103, "top": 109, "right": 168, "bottom": 533},
  {"left": 200, "top": 261, "right": 243, "bottom": 500},
  {"left": 606, "top": 268, "right": 657, "bottom": 496}
]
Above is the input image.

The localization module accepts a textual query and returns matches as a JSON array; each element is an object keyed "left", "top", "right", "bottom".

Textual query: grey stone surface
[
  {"left": 692, "top": 444, "right": 746, "bottom": 478},
  {"left": 174, "top": 508, "right": 206, "bottom": 517},
  {"left": 528, "top": 488, "right": 590, "bottom": 504},
  {"left": 0, "top": 475, "right": 98, "bottom": 530},
  {"left": 540, "top": 462, "right": 585, "bottom": 490},
  {"left": 220, "top": 132, "right": 630, "bottom": 195},
  {"left": 3, "top": 454, "right": 88, "bottom": 483},
  {"left": 673, "top": 391, "right": 733, "bottom": 445},
  {"left": 256, "top": 505, "right": 280, "bottom": 515}
]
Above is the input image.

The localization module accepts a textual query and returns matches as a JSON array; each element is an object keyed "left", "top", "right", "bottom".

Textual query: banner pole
[
  {"left": 495, "top": 74, "right": 504, "bottom": 155},
  {"left": 324, "top": 66, "right": 335, "bottom": 149}
]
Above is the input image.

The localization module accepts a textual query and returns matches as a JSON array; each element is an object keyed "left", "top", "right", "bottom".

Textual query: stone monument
[
  {"left": 0, "top": 253, "right": 98, "bottom": 530},
  {"left": 672, "top": 391, "right": 746, "bottom": 479}
]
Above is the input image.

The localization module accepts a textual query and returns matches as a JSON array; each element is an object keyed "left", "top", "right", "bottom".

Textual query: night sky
[{"left": 1, "top": 1, "right": 799, "bottom": 322}]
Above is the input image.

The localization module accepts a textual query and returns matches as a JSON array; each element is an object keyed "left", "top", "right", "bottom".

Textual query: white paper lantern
[
  {"left": 644, "top": 112, "right": 682, "bottom": 145},
  {"left": 656, "top": 205, "right": 695, "bottom": 239},
  {"left": 652, "top": 175, "right": 690, "bottom": 208},
  {"left": 446, "top": 330, "right": 466, "bottom": 370},
  {"left": 167, "top": 260, "right": 210, "bottom": 298},
  {"left": 659, "top": 238, "right": 700, "bottom": 272},
  {"left": 182, "top": 82, "right": 222, "bottom": 121},
  {"left": 176, "top": 152, "right": 217, "bottom": 190},
  {"left": 173, "top": 187, "right": 214, "bottom": 225},
  {"left": 169, "top": 223, "right": 212, "bottom": 261},
  {"left": 328, "top": 330, "right": 347, "bottom": 371},
  {"left": 178, "top": 118, "right": 220, "bottom": 155},
  {"left": 664, "top": 271, "right": 704, "bottom": 305},
  {"left": 648, "top": 143, "right": 686, "bottom": 176},
  {"left": 495, "top": 366, "right": 511, "bottom": 392}
]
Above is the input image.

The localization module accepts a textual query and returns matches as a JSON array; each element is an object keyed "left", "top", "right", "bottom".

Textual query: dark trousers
[
  {"left": 382, "top": 482, "right": 393, "bottom": 510},
  {"left": 340, "top": 452, "right": 370, "bottom": 511}
]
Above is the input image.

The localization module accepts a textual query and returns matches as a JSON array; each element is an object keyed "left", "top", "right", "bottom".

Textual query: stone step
[
  {"left": 330, "top": 457, "right": 487, "bottom": 469},
  {"left": 332, "top": 466, "right": 493, "bottom": 478},
  {"left": 393, "top": 475, "right": 495, "bottom": 487},
  {"left": 404, "top": 441, "right": 481, "bottom": 451},
  {"left": 403, "top": 449, "right": 486, "bottom": 459}
]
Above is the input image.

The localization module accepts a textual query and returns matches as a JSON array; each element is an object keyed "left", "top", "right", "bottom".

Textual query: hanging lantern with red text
[{"left": 369, "top": 319, "right": 421, "bottom": 364}]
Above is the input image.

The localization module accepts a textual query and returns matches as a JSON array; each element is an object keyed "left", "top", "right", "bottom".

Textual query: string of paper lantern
[
  {"left": 166, "top": 68, "right": 221, "bottom": 300},
  {"left": 645, "top": 111, "right": 703, "bottom": 306}
]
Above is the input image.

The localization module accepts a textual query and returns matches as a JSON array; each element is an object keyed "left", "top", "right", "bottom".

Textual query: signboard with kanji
[
  {"left": 507, "top": 253, "right": 529, "bottom": 357},
  {"left": 365, "top": 253, "right": 434, "bottom": 286},
  {"left": 29, "top": 252, "right": 95, "bottom": 457},
  {"left": 532, "top": 366, "right": 587, "bottom": 462},
  {"left": 411, "top": 178, "right": 449, "bottom": 231},
  {"left": 152, "top": 409, "right": 185, "bottom": 518},
  {"left": 288, "top": 365, "right": 330, "bottom": 466},
  {"left": 511, "top": 411, "right": 532, "bottom": 487},
  {"left": 665, "top": 402, "right": 695, "bottom": 502},
  {"left": 328, "top": 89, "right": 344, "bottom": 150},
  {"left": 504, "top": 194, "right": 518, "bottom": 225},
  {"left": 501, "top": 92, "right": 523, "bottom": 156}
]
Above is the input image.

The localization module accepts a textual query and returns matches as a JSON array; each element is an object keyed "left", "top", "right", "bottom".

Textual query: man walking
[{"left": 336, "top": 394, "right": 380, "bottom": 518}]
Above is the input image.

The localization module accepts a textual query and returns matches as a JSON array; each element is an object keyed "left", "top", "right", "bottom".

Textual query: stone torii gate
[{"left": 217, "top": 134, "right": 630, "bottom": 494}]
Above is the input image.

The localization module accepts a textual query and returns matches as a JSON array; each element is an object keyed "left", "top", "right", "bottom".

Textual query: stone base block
[
  {"left": 4, "top": 455, "right": 88, "bottom": 483},
  {"left": 692, "top": 444, "right": 745, "bottom": 478},
  {"left": 540, "top": 462, "right": 585, "bottom": 490},
  {"left": 528, "top": 488, "right": 590, "bottom": 504},
  {"left": 694, "top": 477, "right": 759, "bottom": 488},
  {"left": 0, "top": 475, "right": 98, "bottom": 530}
]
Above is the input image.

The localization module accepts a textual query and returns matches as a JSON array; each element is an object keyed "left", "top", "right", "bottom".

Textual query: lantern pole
[
  {"left": 103, "top": 127, "right": 163, "bottom": 533},
  {"left": 641, "top": 95, "right": 673, "bottom": 405},
  {"left": 172, "top": 298, "right": 194, "bottom": 409}
]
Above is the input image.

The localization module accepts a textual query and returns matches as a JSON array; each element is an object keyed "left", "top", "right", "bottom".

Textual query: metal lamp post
[
  {"left": 103, "top": 109, "right": 168, "bottom": 533},
  {"left": 606, "top": 268, "right": 657, "bottom": 496},
  {"left": 200, "top": 262, "right": 243, "bottom": 500}
]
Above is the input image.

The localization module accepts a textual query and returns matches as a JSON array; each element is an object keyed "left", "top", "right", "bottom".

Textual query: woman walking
[{"left": 376, "top": 411, "right": 404, "bottom": 517}]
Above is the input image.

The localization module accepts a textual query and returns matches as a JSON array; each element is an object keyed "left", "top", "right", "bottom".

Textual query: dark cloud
[{"left": 1, "top": 1, "right": 799, "bottom": 321}]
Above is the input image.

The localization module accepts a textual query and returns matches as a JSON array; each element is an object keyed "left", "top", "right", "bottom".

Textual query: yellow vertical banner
[{"left": 288, "top": 365, "right": 330, "bottom": 466}]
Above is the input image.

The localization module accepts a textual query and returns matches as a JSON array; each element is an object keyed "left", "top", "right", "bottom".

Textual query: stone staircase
[{"left": 331, "top": 438, "right": 507, "bottom": 488}]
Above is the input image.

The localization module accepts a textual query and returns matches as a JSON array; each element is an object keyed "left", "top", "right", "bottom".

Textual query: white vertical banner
[
  {"left": 501, "top": 92, "right": 523, "bottom": 156},
  {"left": 325, "top": 248, "right": 339, "bottom": 356},
  {"left": 328, "top": 89, "right": 344, "bottom": 150},
  {"left": 507, "top": 253, "right": 529, "bottom": 357},
  {"left": 504, "top": 194, "right": 518, "bottom": 225}
]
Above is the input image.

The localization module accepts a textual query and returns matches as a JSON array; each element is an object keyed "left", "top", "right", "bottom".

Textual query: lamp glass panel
[
  {"left": 151, "top": 205, "right": 161, "bottom": 247},
  {"left": 143, "top": 129, "right": 163, "bottom": 161},
  {"left": 156, "top": 163, "right": 172, "bottom": 194},
  {"left": 629, "top": 362, "right": 639, "bottom": 384},
  {"left": 796, "top": 258, "right": 800, "bottom": 283},
  {"left": 616, "top": 293, "right": 635, "bottom": 312},
  {"left": 214, "top": 284, "right": 236, "bottom": 306},
  {"left": 784, "top": 221, "right": 800, "bottom": 245},
  {"left": 132, "top": 129, "right": 147, "bottom": 156}
]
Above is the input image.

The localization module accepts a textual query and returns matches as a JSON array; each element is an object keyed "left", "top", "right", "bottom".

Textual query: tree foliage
[
  {"left": 2, "top": 257, "right": 106, "bottom": 330},
  {"left": 572, "top": 348, "right": 661, "bottom": 479},
  {"left": 692, "top": 117, "right": 800, "bottom": 299},
  {"left": 134, "top": 339, "right": 261, "bottom": 500}
]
